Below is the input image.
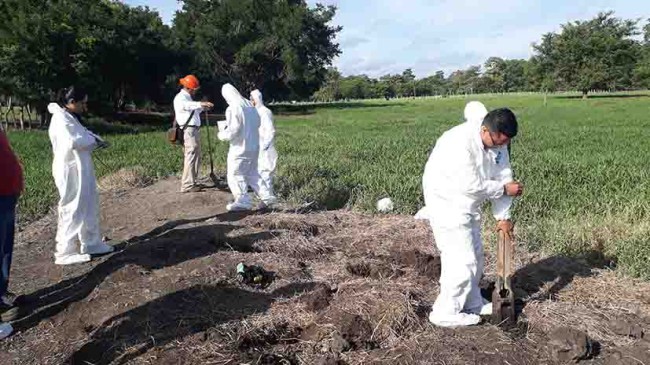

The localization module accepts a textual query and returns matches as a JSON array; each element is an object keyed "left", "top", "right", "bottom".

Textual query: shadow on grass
[{"left": 272, "top": 102, "right": 404, "bottom": 116}]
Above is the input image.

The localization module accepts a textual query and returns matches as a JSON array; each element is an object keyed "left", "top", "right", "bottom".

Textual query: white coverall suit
[
  {"left": 422, "top": 120, "right": 514, "bottom": 327},
  {"left": 48, "top": 103, "right": 113, "bottom": 265},
  {"left": 218, "top": 84, "right": 276, "bottom": 211},
  {"left": 250, "top": 89, "right": 277, "bottom": 196},
  {"left": 414, "top": 101, "right": 489, "bottom": 221}
]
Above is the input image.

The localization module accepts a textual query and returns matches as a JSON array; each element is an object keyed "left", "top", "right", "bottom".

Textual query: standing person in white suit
[
  {"left": 250, "top": 89, "right": 277, "bottom": 197},
  {"left": 218, "top": 84, "right": 277, "bottom": 211},
  {"left": 421, "top": 108, "right": 523, "bottom": 327},
  {"left": 48, "top": 86, "right": 113, "bottom": 266}
]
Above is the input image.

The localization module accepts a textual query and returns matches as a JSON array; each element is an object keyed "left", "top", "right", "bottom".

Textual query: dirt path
[{"left": 1, "top": 177, "right": 650, "bottom": 364}]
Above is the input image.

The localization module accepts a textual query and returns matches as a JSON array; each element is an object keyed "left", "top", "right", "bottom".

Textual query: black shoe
[
  {"left": 2, "top": 292, "right": 28, "bottom": 307},
  {"left": 181, "top": 185, "right": 204, "bottom": 193}
]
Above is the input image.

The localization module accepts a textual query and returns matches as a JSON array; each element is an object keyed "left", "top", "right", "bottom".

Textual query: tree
[
  {"left": 483, "top": 57, "right": 506, "bottom": 92},
  {"left": 532, "top": 11, "right": 639, "bottom": 98},
  {"left": 172, "top": 0, "right": 341, "bottom": 103},
  {"left": 400, "top": 68, "right": 416, "bottom": 97},
  {"left": 633, "top": 19, "right": 650, "bottom": 88},
  {"left": 448, "top": 66, "right": 481, "bottom": 94},
  {"left": 503, "top": 59, "right": 527, "bottom": 92},
  {"left": 0, "top": 0, "right": 174, "bottom": 121},
  {"left": 312, "top": 68, "right": 342, "bottom": 101}
]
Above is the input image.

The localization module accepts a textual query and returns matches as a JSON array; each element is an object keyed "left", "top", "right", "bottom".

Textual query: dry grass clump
[
  {"left": 325, "top": 281, "right": 426, "bottom": 348},
  {"left": 98, "top": 166, "right": 153, "bottom": 192},
  {"left": 254, "top": 231, "right": 334, "bottom": 260}
]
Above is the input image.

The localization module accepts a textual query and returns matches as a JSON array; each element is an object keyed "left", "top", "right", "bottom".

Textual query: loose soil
[{"left": 2, "top": 177, "right": 650, "bottom": 364}]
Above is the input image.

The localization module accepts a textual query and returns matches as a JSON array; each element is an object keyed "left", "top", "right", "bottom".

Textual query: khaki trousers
[{"left": 181, "top": 127, "right": 201, "bottom": 191}]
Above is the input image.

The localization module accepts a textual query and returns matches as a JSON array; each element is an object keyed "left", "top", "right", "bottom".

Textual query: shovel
[{"left": 492, "top": 228, "right": 516, "bottom": 326}]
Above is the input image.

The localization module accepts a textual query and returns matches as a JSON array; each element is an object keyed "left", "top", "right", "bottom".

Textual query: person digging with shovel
[{"left": 420, "top": 108, "right": 523, "bottom": 328}]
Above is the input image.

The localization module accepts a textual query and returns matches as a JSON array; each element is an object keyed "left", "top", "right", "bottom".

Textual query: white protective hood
[
  {"left": 463, "top": 101, "right": 488, "bottom": 124},
  {"left": 250, "top": 89, "right": 264, "bottom": 107},
  {"left": 48, "top": 102, "right": 64, "bottom": 114},
  {"left": 222, "top": 83, "right": 252, "bottom": 108}
]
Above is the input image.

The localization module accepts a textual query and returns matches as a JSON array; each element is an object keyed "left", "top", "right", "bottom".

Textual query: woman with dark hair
[{"left": 47, "top": 86, "right": 113, "bottom": 266}]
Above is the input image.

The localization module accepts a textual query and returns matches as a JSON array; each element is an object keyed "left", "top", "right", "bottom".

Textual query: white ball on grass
[{"left": 376, "top": 198, "right": 394, "bottom": 213}]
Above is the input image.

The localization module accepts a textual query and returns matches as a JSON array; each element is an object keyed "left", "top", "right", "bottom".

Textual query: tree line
[
  {"left": 1, "top": 5, "right": 649, "bottom": 130},
  {"left": 0, "top": 0, "right": 340, "bottom": 129},
  {"left": 314, "top": 12, "right": 650, "bottom": 101}
]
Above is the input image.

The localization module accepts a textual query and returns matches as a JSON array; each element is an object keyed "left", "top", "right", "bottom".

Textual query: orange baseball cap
[{"left": 179, "top": 75, "right": 200, "bottom": 90}]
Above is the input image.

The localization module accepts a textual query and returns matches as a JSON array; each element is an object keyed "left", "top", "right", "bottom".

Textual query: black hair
[
  {"left": 482, "top": 108, "right": 518, "bottom": 138},
  {"left": 56, "top": 86, "right": 88, "bottom": 107}
]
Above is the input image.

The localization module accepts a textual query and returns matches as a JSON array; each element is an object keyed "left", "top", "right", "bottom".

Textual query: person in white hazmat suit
[
  {"left": 250, "top": 89, "right": 277, "bottom": 196},
  {"left": 218, "top": 84, "right": 277, "bottom": 211},
  {"left": 422, "top": 107, "right": 523, "bottom": 327},
  {"left": 48, "top": 87, "right": 114, "bottom": 265},
  {"left": 414, "top": 101, "right": 489, "bottom": 220}
]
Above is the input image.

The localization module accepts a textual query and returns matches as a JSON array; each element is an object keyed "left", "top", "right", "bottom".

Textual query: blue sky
[{"left": 124, "top": 0, "right": 650, "bottom": 78}]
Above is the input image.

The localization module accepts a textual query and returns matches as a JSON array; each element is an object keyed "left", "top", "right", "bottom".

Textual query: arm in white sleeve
[
  {"left": 455, "top": 146, "right": 505, "bottom": 201},
  {"left": 490, "top": 147, "right": 515, "bottom": 220},
  {"left": 177, "top": 99, "right": 204, "bottom": 112},
  {"left": 56, "top": 115, "right": 97, "bottom": 151},
  {"left": 217, "top": 108, "right": 242, "bottom": 141}
]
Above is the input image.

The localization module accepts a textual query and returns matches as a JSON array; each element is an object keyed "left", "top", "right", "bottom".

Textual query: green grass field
[{"left": 7, "top": 94, "right": 650, "bottom": 278}]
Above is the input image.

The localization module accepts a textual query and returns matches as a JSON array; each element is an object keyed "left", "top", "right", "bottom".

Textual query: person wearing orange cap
[{"left": 174, "top": 75, "right": 214, "bottom": 193}]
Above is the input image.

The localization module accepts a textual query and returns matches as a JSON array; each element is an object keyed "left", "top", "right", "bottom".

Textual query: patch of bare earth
[{"left": 1, "top": 177, "right": 650, "bottom": 364}]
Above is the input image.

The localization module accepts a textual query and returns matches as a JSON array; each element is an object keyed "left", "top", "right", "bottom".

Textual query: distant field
[{"left": 7, "top": 93, "right": 650, "bottom": 277}]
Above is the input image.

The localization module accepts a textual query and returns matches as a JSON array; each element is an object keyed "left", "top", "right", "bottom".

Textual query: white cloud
[{"left": 326, "top": 0, "right": 650, "bottom": 77}]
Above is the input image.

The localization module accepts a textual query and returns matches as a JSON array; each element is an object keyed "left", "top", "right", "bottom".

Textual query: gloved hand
[{"left": 497, "top": 220, "right": 514, "bottom": 239}]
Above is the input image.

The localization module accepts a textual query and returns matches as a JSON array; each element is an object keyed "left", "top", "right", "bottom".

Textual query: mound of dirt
[
  {"left": 237, "top": 321, "right": 300, "bottom": 351},
  {"left": 98, "top": 166, "right": 153, "bottom": 192},
  {"left": 391, "top": 249, "right": 441, "bottom": 280},
  {"left": 345, "top": 259, "right": 402, "bottom": 279},
  {"left": 315, "top": 352, "right": 345, "bottom": 365},
  {"left": 301, "top": 283, "right": 333, "bottom": 312},
  {"left": 548, "top": 327, "right": 592, "bottom": 363},
  {"left": 604, "top": 343, "right": 650, "bottom": 365},
  {"left": 336, "top": 313, "right": 377, "bottom": 350},
  {"left": 608, "top": 318, "right": 645, "bottom": 339}
]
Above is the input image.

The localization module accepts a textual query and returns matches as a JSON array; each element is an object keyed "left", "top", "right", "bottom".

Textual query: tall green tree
[
  {"left": 0, "top": 0, "right": 174, "bottom": 119},
  {"left": 483, "top": 57, "right": 506, "bottom": 92},
  {"left": 633, "top": 19, "right": 650, "bottom": 88},
  {"left": 532, "top": 11, "right": 639, "bottom": 98},
  {"left": 172, "top": 0, "right": 341, "bottom": 102}
]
